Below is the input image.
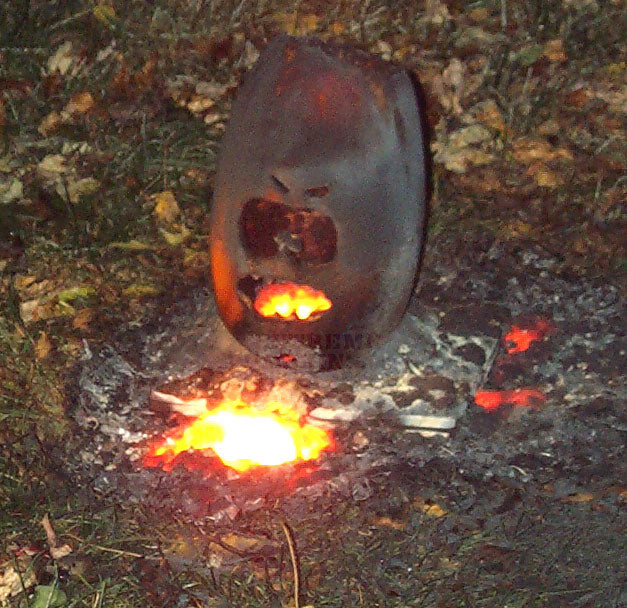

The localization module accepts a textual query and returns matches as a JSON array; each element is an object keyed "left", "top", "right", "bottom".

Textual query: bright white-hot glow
[{"left": 145, "top": 399, "right": 333, "bottom": 473}]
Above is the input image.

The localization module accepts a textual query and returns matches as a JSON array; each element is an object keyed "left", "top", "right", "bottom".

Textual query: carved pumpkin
[{"left": 210, "top": 35, "right": 426, "bottom": 369}]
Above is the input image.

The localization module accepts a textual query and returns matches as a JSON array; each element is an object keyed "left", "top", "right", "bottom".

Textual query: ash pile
[{"left": 71, "top": 239, "right": 625, "bottom": 524}]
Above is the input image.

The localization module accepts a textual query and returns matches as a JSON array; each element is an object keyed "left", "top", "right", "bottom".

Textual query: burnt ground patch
[{"left": 1, "top": 1, "right": 625, "bottom": 607}]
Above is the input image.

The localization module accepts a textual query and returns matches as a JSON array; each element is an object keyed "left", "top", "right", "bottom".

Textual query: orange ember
[
  {"left": 504, "top": 319, "right": 554, "bottom": 353},
  {"left": 145, "top": 399, "right": 333, "bottom": 473},
  {"left": 475, "top": 388, "right": 547, "bottom": 412},
  {"left": 254, "top": 283, "right": 332, "bottom": 321}
]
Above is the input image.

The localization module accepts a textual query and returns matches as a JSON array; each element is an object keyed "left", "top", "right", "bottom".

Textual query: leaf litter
[{"left": 1, "top": 1, "right": 625, "bottom": 606}]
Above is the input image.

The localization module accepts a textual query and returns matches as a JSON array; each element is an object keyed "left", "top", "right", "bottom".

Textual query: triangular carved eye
[
  {"left": 271, "top": 174, "right": 289, "bottom": 194},
  {"left": 304, "top": 185, "right": 329, "bottom": 198}
]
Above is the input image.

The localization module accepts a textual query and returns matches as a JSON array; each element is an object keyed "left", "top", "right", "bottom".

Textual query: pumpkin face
[{"left": 210, "top": 35, "right": 426, "bottom": 369}]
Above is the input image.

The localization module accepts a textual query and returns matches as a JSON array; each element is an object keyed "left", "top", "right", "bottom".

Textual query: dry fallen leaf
[
  {"left": 57, "top": 286, "right": 96, "bottom": 304},
  {"left": 594, "top": 85, "right": 627, "bottom": 114},
  {"left": 298, "top": 13, "right": 320, "bottom": 34},
  {"left": 19, "top": 299, "right": 42, "bottom": 324},
  {"left": 203, "top": 111, "right": 223, "bottom": 126},
  {"left": 152, "top": 190, "right": 180, "bottom": 224},
  {"left": 423, "top": 503, "right": 448, "bottom": 518},
  {"left": 505, "top": 219, "right": 534, "bottom": 238},
  {"left": 183, "top": 249, "right": 210, "bottom": 268},
  {"left": 393, "top": 44, "right": 416, "bottom": 61},
  {"left": 34, "top": 332, "right": 52, "bottom": 359},
  {"left": 413, "top": 496, "right": 448, "bottom": 517},
  {"left": 512, "top": 138, "right": 573, "bottom": 163},
  {"left": 206, "top": 532, "right": 276, "bottom": 569},
  {"left": 562, "top": 0, "right": 599, "bottom": 11},
  {"left": 108, "top": 239, "right": 155, "bottom": 251},
  {"left": 425, "top": 0, "right": 451, "bottom": 25},
  {"left": 373, "top": 516, "right": 408, "bottom": 531},
  {"left": 238, "top": 40, "right": 260, "bottom": 70},
  {"left": 63, "top": 177, "right": 100, "bottom": 203},
  {"left": 38, "top": 110, "right": 62, "bottom": 136},
  {"left": 0, "top": 176, "right": 23, "bottom": 204},
  {"left": 37, "top": 154, "right": 69, "bottom": 178},
  {"left": 468, "top": 7, "right": 490, "bottom": 21},
  {"left": 433, "top": 146, "right": 494, "bottom": 173},
  {"left": 432, "top": 123, "right": 494, "bottom": 173},
  {"left": 375, "top": 40, "right": 393, "bottom": 61},
  {"left": 41, "top": 514, "right": 57, "bottom": 548},
  {"left": 0, "top": 153, "right": 11, "bottom": 172},
  {"left": 473, "top": 100, "right": 506, "bottom": 134},
  {"left": 526, "top": 161, "right": 565, "bottom": 188},
  {"left": 47, "top": 41, "right": 80, "bottom": 76},
  {"left": 123, "top": 283, "right": 162, "bottom": 298},
  {"left": 561, "top": 492, "right": 595, "bottom": 503},
  {"left": 435, "top": 58, "right": 466, "bottom": 115},
  {"left": 543, "top": 39, "right": 567, "bottom": 62},
  {"left": 274, "top": 12, "right": 319, "bottom": 35},
  {"left": 186, "top": 94, "right": 215, "bottom": 113},
  {"left": 160, "top": 224, "right": 191, "bottom": 246},
  {"left": 61, "top": 141, "right": 92, "bottom": 155},
  {"left": 169, "top": 76, "right": 227, "bottom": 115},
  {"left": 72, "top": 307, "right": 93, "bottom": 329},
  {"left": 330, "top": 21, "right": 345, "bottom": 35},
  {"left": 0, "top": 553, "right": 38, "bottom": 600},
  {"left": 161, "top": 534, "right": 202, "bottom": 571},
  {"left": 448, "top": 124, "right": 493, "bottom": 148},
  {"left": 438, "top": 557, "right": 461, "bottom": 572},
  {"left": 38, "top": 155, "right": 99, "bottom": 203},
  {"left": 565, "top": 86, "right": 594, "bottom": 108},
  {"left": 14, "top": 277, "right": 54, "bottom": 300},
  {"left": 454, "top": 26, "right": 495, "bottom": 50},
  {"left": 93, "top": 4, "right": 116, "bottom": 27},
  {"left": 41, "top": 514, "right": 73, "bottom": 560},
  {"left": 183, "top": 250, "right": 211, "bottom": 279},
  {"left": 538, "top": 118, "right": 560, "bottom": 136},
  {"left": 64, "top": 91, "right": 95, "bottom": 115}
]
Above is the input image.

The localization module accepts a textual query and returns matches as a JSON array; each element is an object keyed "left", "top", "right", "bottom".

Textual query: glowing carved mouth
[{"left": 253, "top": 283, "right": 332, "bottom": 321}]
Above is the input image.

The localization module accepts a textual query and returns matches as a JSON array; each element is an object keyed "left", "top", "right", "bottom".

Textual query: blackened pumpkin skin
[{"left": 210, "top": 35, "right": 426, "bottom": 365}]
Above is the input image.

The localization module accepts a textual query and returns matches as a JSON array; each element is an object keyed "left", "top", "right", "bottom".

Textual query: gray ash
[{"left": 69, "top": 239, "right": 624, "bottom": 527}]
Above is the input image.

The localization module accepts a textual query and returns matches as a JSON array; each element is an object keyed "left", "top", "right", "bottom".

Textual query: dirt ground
[{"left": 1, "top": 1, "right": 625, "bottom": 607}]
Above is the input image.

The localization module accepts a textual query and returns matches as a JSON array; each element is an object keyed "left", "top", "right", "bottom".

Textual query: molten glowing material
[
  {"left": 504, "top": 319, "right": 554, "bottom": 353},
  {"left": 146, "top": 399, "right": 333, "bottom": 472},
  {"left": 475, "top": 388, "right": 547, "bottom": 412},
  {"left": 254, "top": 283, "right": 332, "bottom": 320}
]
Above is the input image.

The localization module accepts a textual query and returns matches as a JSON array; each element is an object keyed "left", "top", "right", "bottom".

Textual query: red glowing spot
[
  {"left": 504, "top": 319, "right": 554, "bottom": 353},
  {"left": 475, "top": 388, "right": 547, "bottom": 412},
  {"left": 254, "top": 283, "right": 332, "bottom": 321},
  {"left": 144, "top": 399, "right": 333, "bottom": 473},
  {"left": 307, "top": 72, "right": 362, "bottom": 122}
]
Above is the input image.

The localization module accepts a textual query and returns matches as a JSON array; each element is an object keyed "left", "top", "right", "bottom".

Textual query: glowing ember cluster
[
  {"left": 254, "top": 283, "right": 332, "bottom": 321},
  {"left": 145, "top": 399, "right": 333, "bottom": 473},
  {"left": 504, "top": 319, "right": 554, "bottom": 354},
  {"left": 475, "top": 388, "right": 547, "bottom": 411},
  {"left": 475, "top": 318, "right": 554, "bottom": 413}
]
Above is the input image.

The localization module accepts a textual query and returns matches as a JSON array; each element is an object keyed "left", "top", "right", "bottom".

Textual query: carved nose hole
[
  {"left": 271, "top": 174, "right": 290, "bottom": 194},
  {"left": 304, "top": 185, "right": 329, "bottom": 198},
  {"left": 237, "top": 275, "right": 264, "bottom": 303}
]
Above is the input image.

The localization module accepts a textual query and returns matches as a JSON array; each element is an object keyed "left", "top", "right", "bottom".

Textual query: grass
[{"left": 1, "top": 0, "right": 625, "bottom": 606}]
